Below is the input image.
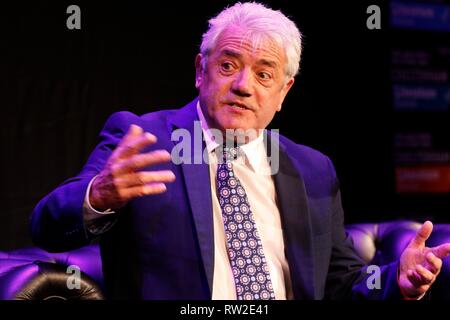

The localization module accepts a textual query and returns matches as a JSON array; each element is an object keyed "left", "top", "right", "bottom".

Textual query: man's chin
[
  {"left": 219, "top": 126, "right": 261, "bottom": 143},
  {"left": 221, "top": 124, "right": 254, "bottom": 133}
]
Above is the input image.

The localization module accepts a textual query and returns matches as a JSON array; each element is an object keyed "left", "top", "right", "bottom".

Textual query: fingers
[
  {"left": 415, "top": 264, "right": 435, "bottom": 285},
  {"left": 113, "top": 170, "right": 175, "bottom": 203},
  {"left": 410, "top": 221, "right": 433, "bottom": 248},
  {"left": 114, "top": 170, "right": 176, "bottom": 189},
  {"left": 406, "top": 266, "right": 434, "bottom": 288},
  {"left": 90, "top": 124, "right": 176, "bottom": 209},
  {"left": 113, "top": 124, "right": 157, "bottom": 161},
  {"left": 431, "top": 243, "right": 450, "bottom": 259},
  {"left": 118, "top": 183, "right": 169, "bottom": 201},
  {"left": 424, "top": 252, "right": 442, "bottom": 274},
  {"left": 113, "top": 150, "right": 172, "bottom": 175},
  {"left": 406, "top": 269, "right": 423, "bottom": 288}
]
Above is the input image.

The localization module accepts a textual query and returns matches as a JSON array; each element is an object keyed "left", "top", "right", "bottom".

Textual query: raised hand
[
  {"left": 89, "top": 124, "right": 176, "bottom": 211},
  {"left": 399, "top": 221, "right": 450, "bottom": 298}
]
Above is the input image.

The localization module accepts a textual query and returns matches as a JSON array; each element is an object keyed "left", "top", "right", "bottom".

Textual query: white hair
[{"left": 200, "top": 2, "right": 302, "bottom": 79}]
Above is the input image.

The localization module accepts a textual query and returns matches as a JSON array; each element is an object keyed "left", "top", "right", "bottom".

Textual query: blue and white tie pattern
[{"left": 216, "top": 146, "right": 275, "bottom": 300}]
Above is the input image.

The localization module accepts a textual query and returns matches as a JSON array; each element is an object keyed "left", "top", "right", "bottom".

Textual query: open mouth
[{"left": 227, "top": 102, "right": 250, "bottom": 110}]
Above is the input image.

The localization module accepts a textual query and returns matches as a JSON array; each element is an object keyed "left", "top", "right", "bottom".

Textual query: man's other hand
[
  {"left": 89, "top": 124, "right": 175, "bottom": 211},
  {"left": 399, "top": 221, "right": 450, "bottom": 298}
]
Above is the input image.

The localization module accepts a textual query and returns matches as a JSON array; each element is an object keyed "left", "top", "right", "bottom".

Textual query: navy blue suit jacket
[{"left": 31, "top": 98, "right": 403, "bottom": 299}]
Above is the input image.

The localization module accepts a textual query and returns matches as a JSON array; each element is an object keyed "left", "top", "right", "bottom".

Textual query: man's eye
[
  {"left": 258, "top": 71, "right": 272, "bottom": 80},
  {"left": 220, "top": 62, "right": 234, "bottom": 72}
]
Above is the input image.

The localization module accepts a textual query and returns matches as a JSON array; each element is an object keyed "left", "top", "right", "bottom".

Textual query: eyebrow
[{"left": 221, "top": 49, "right": 278, "bottom": 69}]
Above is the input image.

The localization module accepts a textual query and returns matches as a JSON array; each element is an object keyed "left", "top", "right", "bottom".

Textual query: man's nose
[{"left": 231, "top": 69, "right": 253, "bottom": 97}]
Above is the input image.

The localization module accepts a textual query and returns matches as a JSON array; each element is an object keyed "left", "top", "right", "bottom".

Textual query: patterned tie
[{"left": 216, "top": 146, "right": 275, "bottom": 300}]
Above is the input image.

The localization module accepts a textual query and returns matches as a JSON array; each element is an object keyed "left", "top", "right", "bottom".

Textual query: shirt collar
[{"left": 196, "top": 101, "right": 267, "bottom": 172}]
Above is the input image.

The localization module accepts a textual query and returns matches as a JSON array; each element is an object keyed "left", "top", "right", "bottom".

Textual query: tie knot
[{"left": 218, "top": 146, "right": 243, "bottom": 163}]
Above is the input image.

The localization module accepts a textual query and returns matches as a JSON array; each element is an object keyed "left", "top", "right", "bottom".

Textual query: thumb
[{"left": 409, "top": 221, "right": 433, "bottom": 248}]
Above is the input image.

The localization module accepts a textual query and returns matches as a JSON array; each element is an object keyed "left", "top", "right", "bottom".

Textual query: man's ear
[
  {"left": 195, "top": 54, "right": 204, "bottom": 89},
  {"left": 278, "top": 77, "right": 295, "bottom": 111}
]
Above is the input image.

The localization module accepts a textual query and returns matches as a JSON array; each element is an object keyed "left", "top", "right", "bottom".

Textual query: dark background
[{"left": 1, "top": 0, "right": 448, "bottom": 250}]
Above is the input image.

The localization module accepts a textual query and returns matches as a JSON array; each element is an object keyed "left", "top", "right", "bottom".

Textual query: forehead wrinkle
[
  {"left": 257, "top": 59, "right": 278, "bottom": 69},
  {"left": 219, "top": 48, "right": 279, "bottom": 70},
  {"left": 216, "top": 36, "right": 283, "bottom": 68}
]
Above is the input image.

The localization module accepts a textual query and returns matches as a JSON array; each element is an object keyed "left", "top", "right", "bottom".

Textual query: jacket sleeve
[
  {"left": 323, "top": 156, "right": 403, "bottom": 300},
  {"left": 30, "top": 111, "right": 140, "bottom": 252}
]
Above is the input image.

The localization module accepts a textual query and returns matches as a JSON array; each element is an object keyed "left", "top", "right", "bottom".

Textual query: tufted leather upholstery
[
  {"left": 0, "top": 221, "right": 449, "bottom": 299},
  {"left": 0, "top": 245, "right": 104, "bottom": 300},
  {"left": 346, "top": 221, "right": 450, "bottom": 300}
]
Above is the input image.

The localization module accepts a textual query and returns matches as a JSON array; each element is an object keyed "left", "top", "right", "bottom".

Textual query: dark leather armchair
[
  {"left": 0, "top": 245, "right": 104, "bottom": 300},
  {"left": 1, "top": 220, "right": 449, "bottom": 300}
]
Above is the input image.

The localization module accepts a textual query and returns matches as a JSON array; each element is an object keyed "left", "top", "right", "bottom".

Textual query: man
[{"left": 31, "top": 2, "right": 449, "bottom": 299}]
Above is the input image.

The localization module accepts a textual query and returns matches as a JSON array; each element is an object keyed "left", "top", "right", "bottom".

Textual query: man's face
[{"left": 195, "top": 26, "right": 295, "bottom": 137}]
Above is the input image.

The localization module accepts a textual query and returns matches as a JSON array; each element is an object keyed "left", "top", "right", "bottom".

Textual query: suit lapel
[
  {"left": 266, "top": 132, "right": 316, "bottom": 299},
  {"left": 168, "top": 98, "right": 215, "bottom": 296}
]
